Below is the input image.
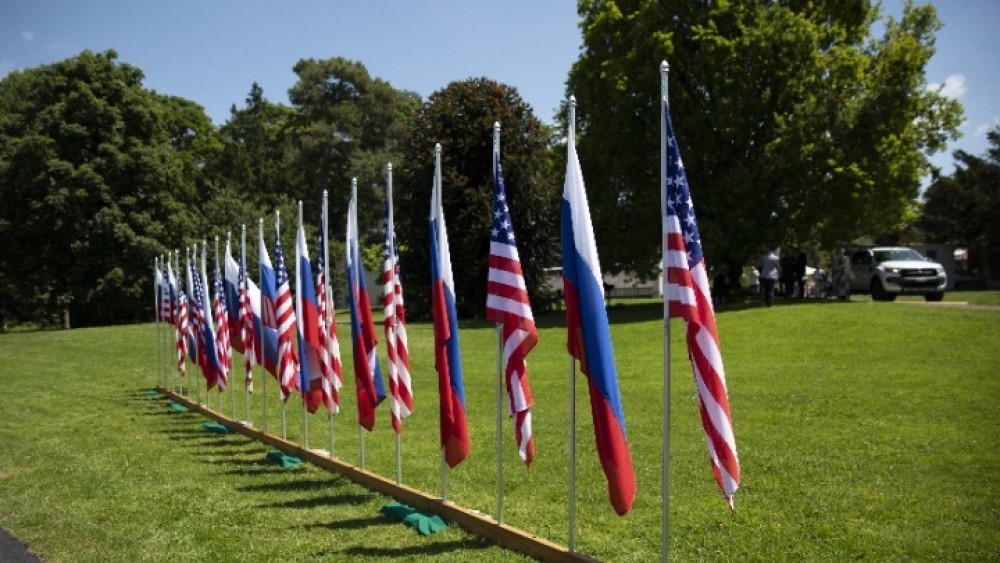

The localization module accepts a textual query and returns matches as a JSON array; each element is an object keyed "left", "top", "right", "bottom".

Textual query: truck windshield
[{"left": 873, "top": 249, "right": 925, "bottom": 263}]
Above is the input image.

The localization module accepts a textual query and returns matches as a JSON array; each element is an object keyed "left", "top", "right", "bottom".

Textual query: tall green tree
[
  {"left": 395, "top": 78, "right": 560, "bottom": 319},
  {"left": 0, "top": 50, "right": 219, "bottom": 326},
  {"left": 921, "top": 126, "right": 1000, "bottom": 279},
  {"left": 567, "top": 0, "right": 962, "bottom": 278}
]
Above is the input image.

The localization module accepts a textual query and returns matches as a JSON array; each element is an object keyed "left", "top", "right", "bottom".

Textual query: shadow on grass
[
  {"left": 302, "top": 515, "right": 386, "bottom": 531},
  {"left": 236, "top": 477, "right": 346, "bottom": 493},
  {"left": 257, "top": 492, "right": 372, "bottom": 509},
  {"left": 330, "top": 537, "right": 492, "bottom": 559}
]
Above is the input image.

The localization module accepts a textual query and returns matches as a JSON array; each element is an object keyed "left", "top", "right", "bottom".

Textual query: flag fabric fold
[
  {"left": 430, "top": 148, "right": 470, "bottom": 468},
  {"left": 316, "top": 224, "right": 342, "bottom": 415},
  {"left": 239, "top": 237, "right": 259, "bottom": 393},
  {"left": 486, "top": 144, "right": 537, "bottom": 466},
  {"left": 224, "top": 239, "right": 245, "bottom": 354},
  {"left": 197, "top": 248, "right": 227, "bottom": 391},
  {"left": 273, "top": 228, "right": 299, "bottom": 401},
  {"left": 213, "top": 260, "right": 232, "bottom": 376},
  {"left": 384, "top": 194, "right": 413, "bottom": 434},
  {"left": 258, "top": 226, "right": 280, "bottom": 380},
  {"left": 562, "top": 124, "right": 636, "bottom": 516},
  {"left": 296, "top": 208, "right": 327, "bottom": 414},
  {"left": 662, "top": 105, "right": 740, "bottom": 508},
  {"left": 346, "top": 187, "right": 387, "bottom": 431}
]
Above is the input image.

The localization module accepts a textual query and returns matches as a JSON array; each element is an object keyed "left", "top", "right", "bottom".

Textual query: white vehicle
[{"left": 849, "top": 247, "right": 947, "bottom": 302}]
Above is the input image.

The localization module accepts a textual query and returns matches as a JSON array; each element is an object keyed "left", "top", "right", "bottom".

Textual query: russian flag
[
  {"left": 223, "top": 238, "right": 245, "bottom": 354},
  {"left": 561, "top": 123, "right": 636, "bottom": 515},
  {"left": 199, "top": 247, "right": 227, "bottom": 391},
  {"left": 258, "top": 224, "right": 280, "bottom": 379},
  {"left": 346, "top": 185, "right": 387, "bottom": 431},
  {"left": 296, "top": 205, "right": 326, "bottom": 414},
  {"left": 430, "top": 145, "right": 469, "bottom": 468}
]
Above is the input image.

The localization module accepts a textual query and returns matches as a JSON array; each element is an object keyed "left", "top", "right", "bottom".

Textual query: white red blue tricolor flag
[
  {"left": 430, "top": 147, "right": 470, "bottom": 468},
  {"left": 383, "top": 176, "right": 413, "bottom": 435},
  {"left": 224, "top": 238, "right": 245, "bottom": 354},
  {"left": 662, "top": 105, "right": 740, "bottom": 509},
  {"left": 295, "top": 205, "right": 327, "bottom": 414},
  {"left": 258, "top": 224, "right": 280, "bottom": 379},
  {"left": 273, "top": 226, "right": 299, "bottom": 401},
  {"left": 346, "top": 186, "right": 387, "bottom": 431},
  {"left": 198, "top": 246, "right": 227, "bottom": 391},
  {"left": 315, "top": 207, "right": 342, "bottom": 415},
  {"left": 486, "top": 139, "right": 537, "bottom": 466},
  {"left": 562, "top": 121, "right": 636, "bottom": 516}
]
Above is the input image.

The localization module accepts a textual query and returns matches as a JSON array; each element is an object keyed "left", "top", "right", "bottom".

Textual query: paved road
[{"left": 0, "top": 527, "right": 40, "bottom": 562}]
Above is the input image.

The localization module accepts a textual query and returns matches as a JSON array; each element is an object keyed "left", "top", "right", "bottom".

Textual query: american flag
[
  {"left": 316, "top": 236, "right": 342, "bottom": 414},
  {"left": 485, "top": 148, "right": 537, "bottom": 466},
  {"left": 238, "top": 252, "right": 256, "bottom": 393},
  {"left": 176, "top": 288, "right": 189, "bottom": 377},
  {"left": 273, "top": 232, "right": 299, "bottom": 401},
  {"left": 159, "top": 263, "right": 173, "bottom": 324},
  {"left": 190, "top": 257, "right": 206, "bottom": 360},
  {"left": 213, "top": 264, "right": 232, "bottom": 376},
  {"left": 383, "top": 208, "right": 413, "bottom": 434},
  {"left": 662, "top": 105, "right": 740, "bottom": 509}
]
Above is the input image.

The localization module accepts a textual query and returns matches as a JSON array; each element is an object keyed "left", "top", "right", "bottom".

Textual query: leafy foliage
[
  {"left": 921, "top": 126, "right": 1000, "bottom": 278},
  {"left": 394, "top": 78, "right": 560, "bottom": 319},
  {"left": 0, "top": 50, "right": 220, "bottom": 326},
  {"left": 567, "top": 0, "right": 963, "bottom": 278}
]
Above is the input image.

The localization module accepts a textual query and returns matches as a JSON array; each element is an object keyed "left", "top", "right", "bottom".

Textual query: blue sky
[{"left": 3, "top": 0, "right": 997, "bottom": 180}]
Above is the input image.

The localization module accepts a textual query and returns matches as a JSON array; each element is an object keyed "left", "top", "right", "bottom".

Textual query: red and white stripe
[
  {"left": 384, "top": 246, "right": 413, "bottom": 434},
  {"left": 213, "top": 285, "right": 230, "bottom": 390},
  {"left": 315, "top": 271, "right": 341, "bottom": 414},
  {"left": 176, "top": 292, "right": 188, "bottom": 377},
  {"left": 239, "top": 280, "right": 256, "bottom": 393},
  {"left": 274, "top": 261, "right": 298, "bottom": 401}
]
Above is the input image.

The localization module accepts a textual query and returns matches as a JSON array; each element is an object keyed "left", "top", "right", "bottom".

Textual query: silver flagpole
[
  {"left": 214, "top": 236, "right": 223, "bottom": 413},
  {"left": 493, "top": 121, "right": 505, "bottom": 524},
  {"left": 298, "top": 201, "right": 309, "bottom": 450},
  {"left": 352, "top": 178, "right": 366, "bottom": 471},
  {"left": 155, "top": 256, "right": 162, "bottom": 389},
  {"left": 227, "top": 232, "right": 237, "bottom": 422},
  {"left": 567, "top": 96, "right": 578, "bottom": 553},
  {"left": 175, "top": 250, "right": 184, "bottom": 397},
  {"left": 434, "top": 143, "right": 447, "bottom": 501},
  {"left": 660, "top": 60, "right": 672, "bottom": 563},
  {"left": 276, "top": 210, "right": 287, "bottom": 440},
  {"left": 388, "top": 162, "right": 402, "bottom": 485},
  {"left": 259, "top": 218, "right": 269, "bottom": 434},
  {"left": 190, "top": 245, "right": 202, "bottom": 406},
  {"left": 323, "top": 189, "right": 335, "bottom": 458},
  {"left": 168, "top": 250, "right": 177, "bottom": 394},
  {"left": 241, "top": 225, "right": 252, "bottom": 427}
]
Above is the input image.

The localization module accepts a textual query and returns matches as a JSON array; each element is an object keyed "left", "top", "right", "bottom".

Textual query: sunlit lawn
[{"left": 1, "top": 296, "right": 998, "bottom": 561}]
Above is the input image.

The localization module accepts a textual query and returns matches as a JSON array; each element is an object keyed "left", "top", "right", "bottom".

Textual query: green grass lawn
[{"left": 1, "top": 298, "right": 998, "bottom": 561}]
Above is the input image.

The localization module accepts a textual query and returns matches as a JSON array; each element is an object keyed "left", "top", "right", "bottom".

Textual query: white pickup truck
[{"left": 849, "top": 247, "right": 947, "bottom": 302}]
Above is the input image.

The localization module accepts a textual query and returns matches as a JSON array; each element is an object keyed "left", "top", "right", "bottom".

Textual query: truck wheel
[{"left": 870, "top": 278, "right": 893, "bottom": 301}]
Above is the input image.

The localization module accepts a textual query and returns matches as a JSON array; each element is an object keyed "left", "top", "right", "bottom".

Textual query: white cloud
[
  {"left": 974, "top": 117, "right": 1000, "bottom": 137},
  {"left": 928, "top": 73, "right": 967, "bottom": 99},
  {"left": 21, "top": 31, "right": 34, "bottom": 41}
]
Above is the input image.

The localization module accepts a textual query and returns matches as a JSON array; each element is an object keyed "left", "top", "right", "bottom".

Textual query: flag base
[
  {"left": 167, "top": 401, "right": 188, "bottom": 412},
  {"left": 202, "top": 422, "right": 229, "bottom": 434},
  {"left": 379, "top": 502, "right": 449, "bottom": 535},
  {"left": 266, "top": 449, "right": 301, "bottom": 468}
]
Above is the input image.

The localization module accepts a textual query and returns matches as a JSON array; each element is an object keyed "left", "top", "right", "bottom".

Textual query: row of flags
[{"left": 153, "top": 97, "right": 740, "bottom": 514}]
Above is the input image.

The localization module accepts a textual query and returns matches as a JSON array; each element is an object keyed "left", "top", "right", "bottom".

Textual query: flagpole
[
  {"left": 214, "top": 236, "right": 223, "bottom": 413},
  {"left": 276, "top": 211, "right": 288, "bottom": 440},
  {"left": 660, "top": 59, "right": 672, "bottom": 563},
  {"left": 492, "top": 121, "right": 505, "bottom": 524},
  {"left": 567, "top": 95, "right": 578, "bottom": 553},
  {"left": 169, "top": 250, "right": 178, "bottom": 394},
  {"left": 259, "top": 218, "right": 269, "bottom": 434},
  {"left": 190, "top": 245, "right": 202, "bottom": 406},
  {"left": 226, "top": 232, "right": 236, "bottom": 421},
  {"left": 155, "top": 256, "right": 163, "bottom": 389},
  {"left": 240, "top": 226, "right": 251, "bottom": 426},
  {"left": 352, "top": 178, "right": 366, "bottom": 471},
  {"left": 323, "top": 189, "right": 335, "bottom": 458},
  {"left": 173, "top": 251, "right": 182, "bottom": 397},
  {"left": 387, "top": 162, "right": 403, "bottom": 485},
  {"left": 298, "top": 201, "right": 309, "bottom": 450},
  {"left": 435, "top": 143, "right": 448, "bottom": 502}
]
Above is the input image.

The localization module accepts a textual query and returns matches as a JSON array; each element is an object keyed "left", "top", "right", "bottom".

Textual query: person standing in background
[{"left": 760, "top": 248, "right": 780, "bottom": 307}]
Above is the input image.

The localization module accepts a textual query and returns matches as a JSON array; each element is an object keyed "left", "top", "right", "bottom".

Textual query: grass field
[{"left": 1, "top": 294, "right": 999, "bottom": 561}]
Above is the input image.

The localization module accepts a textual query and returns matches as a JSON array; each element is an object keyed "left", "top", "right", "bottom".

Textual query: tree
[
  {"left": 394, "top": 78, "right": 560, "bottom": 319},
  {"left": 921, "top": 126, "right": 1000, "bottom": 279},
  {"left": 567, "top": 0, "right": 963, "bottom": 279},
  {"left": 0, "top": 50, "right": 218, "bottom": 326}
]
